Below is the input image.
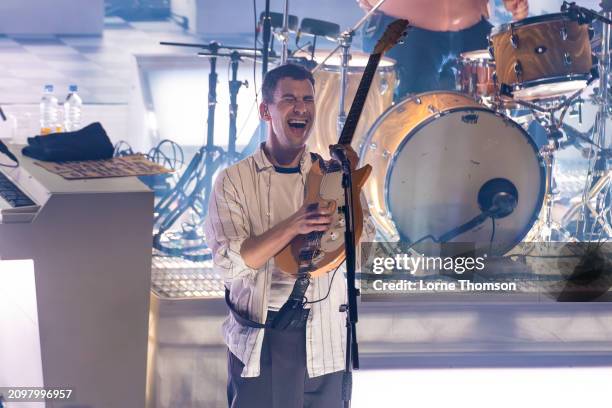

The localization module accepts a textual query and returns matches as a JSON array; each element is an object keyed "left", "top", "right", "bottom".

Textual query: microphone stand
[
  {"left": 227, "top": 50, "right": 249, "bottom": 159},
  {"left": 260, "top": 0, "right": 272, "bottom": 143},
  {"left": 153, "top": 41, "right": 250, "bottom": 260},
  {"left": 331, "top": 145, "right": 359, "bottom": 408}
]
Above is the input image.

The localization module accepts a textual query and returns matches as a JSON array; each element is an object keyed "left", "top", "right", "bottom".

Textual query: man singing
[{"left": 205, "top": 63, "right": 374, "bottom": 407}]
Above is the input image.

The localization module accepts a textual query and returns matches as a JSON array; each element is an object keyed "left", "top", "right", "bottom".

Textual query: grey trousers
[{"left": 227, "top": 326, "right": 343, "bottom": 408}]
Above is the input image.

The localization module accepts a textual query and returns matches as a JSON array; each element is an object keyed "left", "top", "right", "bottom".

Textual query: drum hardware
[
  {"left": 562, "top": 163, "right": 612, "bottom": 238},
  {"left": 510, "top": 33, "right": 519, "bottom": 49},
  {"left": 568, "top": 96, "right": 584, "bottom": 122},
  {"left": 280, "top": 0, "right": 291, "bottom": 63},
  {"left": 258, "top": 11, "right": 299, "bottom": 63},
  {"left": 298, "top": 18, "right": 341, "bottom": 60},
  {"left": 153, "top": 42, "right": 252, "bottom": 260},
  {"left": 512, "top": 86, "right": 588, "bottom": 241},
  {"left": 558, "top": 1, "right": 612, "bottom": 241},
  {"left": 337, "top": 31, "right": 354, "bottom": 136},
  {"left": 260, "top": 0, "right": 274, "bottom": 76},
  {"left": 258, "top": 11, "right": 298, "bottom": 31},
  {"left": 427, "top": 104, "right": 439, "bottom": 115},
  {"left": 310, "top": 0, "right": 389, "bottom": 137}
]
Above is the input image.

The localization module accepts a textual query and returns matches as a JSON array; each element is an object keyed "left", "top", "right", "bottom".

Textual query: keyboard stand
[{"left": 0, "top": 144, "right": 153, "bottom": 408}]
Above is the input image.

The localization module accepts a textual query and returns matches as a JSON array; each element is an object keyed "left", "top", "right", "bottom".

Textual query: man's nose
[{"left": 293, "top": 100, "right": 307, "bottom": 113}]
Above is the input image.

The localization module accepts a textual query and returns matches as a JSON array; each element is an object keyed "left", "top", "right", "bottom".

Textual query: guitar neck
[{"left": 338, "top": 52, "right": 383, "bottom": 146}]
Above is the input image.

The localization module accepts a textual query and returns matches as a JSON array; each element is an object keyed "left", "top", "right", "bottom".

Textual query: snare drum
[
  {"left": 294, "top": 50, "right": 396, "bottom": 158},
  {"left": 456, "top": 49, "right": 497, "bottom": 100},
  {"left": 359, "top": 91, "right": 545, "bottom": 254},
  {"left": 490, "top": 13, "right": 593, "bottom": 101}
]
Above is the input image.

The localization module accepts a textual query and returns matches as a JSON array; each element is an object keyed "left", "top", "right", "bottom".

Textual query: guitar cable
[{"left": 304, "top": 263, "right": 341, "bottom": 305}]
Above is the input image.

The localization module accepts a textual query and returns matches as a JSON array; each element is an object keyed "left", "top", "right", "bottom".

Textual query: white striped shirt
[{"left": 204, "top": 143, "right": 374, "bottom": 378}]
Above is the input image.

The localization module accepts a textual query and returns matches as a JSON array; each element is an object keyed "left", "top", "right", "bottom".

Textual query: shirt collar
[{"left": 253, "top": 142, "right": 312, "bottom": 175}]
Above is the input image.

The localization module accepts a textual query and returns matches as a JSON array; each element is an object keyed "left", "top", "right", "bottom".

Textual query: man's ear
[{"left": 259, "top": 102, "right": 271, "bottom": 121}]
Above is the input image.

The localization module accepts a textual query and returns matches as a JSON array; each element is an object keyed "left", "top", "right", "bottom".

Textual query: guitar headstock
[{"left": 373, "top": 19, "right": 410, "bottom": 54}]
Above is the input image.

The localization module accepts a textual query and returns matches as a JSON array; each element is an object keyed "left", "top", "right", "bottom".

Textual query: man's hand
[
  {"left": 330, "top": 144, "right": 361, "bottom": 170},
  {"left": 504, "top": 0, "right": 529, "bottom": 21},
  {"left": 290, "top": 201, "right": 336, "bottom": 235},
  {"left": 240, "top": 201, "right": 336, "bottom": 270}
]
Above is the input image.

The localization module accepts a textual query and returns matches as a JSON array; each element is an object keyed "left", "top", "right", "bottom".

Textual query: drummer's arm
[{"left": 503, "top": 0, "right": 529, "bottom": 21}]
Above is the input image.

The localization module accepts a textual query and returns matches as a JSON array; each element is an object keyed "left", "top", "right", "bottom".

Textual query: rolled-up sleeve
[{"left": 204, "top": 169, "right": 257, "bottom": 281}]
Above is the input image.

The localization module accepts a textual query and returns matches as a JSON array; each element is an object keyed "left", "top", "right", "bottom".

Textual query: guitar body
[{"left": 275, "top": 159, "right": 372, "bottom": 277}]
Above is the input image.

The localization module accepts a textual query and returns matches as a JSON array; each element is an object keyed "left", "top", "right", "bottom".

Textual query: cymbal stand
[
  {"left": 577, "top": 3, "right": 612, "bottom": 241},
  {"left": 337, "top": 32, "right": 353, "bottom": 136},
  {"left": 154, "top": 42, "right": 250, "bottom": 260},
  {"left": 280, "top": 0, "right": 290, "bottom": 63},
  {"left": 514, "top": 92, "right": 583, "bottom": 241},
  {"left": 560, "top": 1, "right": 612, "bottom": 240},
  {"left": 311, "top": 0, "right": 389, "bottom": 138}
]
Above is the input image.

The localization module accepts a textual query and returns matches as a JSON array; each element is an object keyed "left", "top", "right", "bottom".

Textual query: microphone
[
  {"left": 438, "top": 179, "right": 518, "bottom": 243},
  {"left": 0, "top": 139, "right": 19, "bottom": 165},
  {"left": 488, "top": 191, "right": 518, "bottom": 218},
  {"left": 0, "top": 105, "right": 18, "bottom": 165}
]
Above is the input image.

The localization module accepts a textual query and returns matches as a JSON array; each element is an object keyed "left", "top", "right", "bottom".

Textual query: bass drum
[
  {"left": 297, "top": 50, "right": 396, "bottom": 158},
  {"left": 359, "top": 91, "right": 546, "bottom": 255}
]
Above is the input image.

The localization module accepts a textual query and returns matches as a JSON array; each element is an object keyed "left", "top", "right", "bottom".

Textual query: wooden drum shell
[{"left": 490, "top": 14, "right": 592, "bottom": 100}]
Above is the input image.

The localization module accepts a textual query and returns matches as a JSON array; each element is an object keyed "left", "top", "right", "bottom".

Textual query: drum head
[
  {"left": 387, "top": 108, "right": 545, "bottom": 254},
  {"left": 512, "top": 77, "right": 589, "bottom": 101},
  {"left": 459, "top": 49, "right": 492, "bottom": 62}
]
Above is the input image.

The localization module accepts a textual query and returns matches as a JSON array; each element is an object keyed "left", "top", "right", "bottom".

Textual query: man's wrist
[{"left": 282, "top": 216, "right": 298, "bottom": 240}]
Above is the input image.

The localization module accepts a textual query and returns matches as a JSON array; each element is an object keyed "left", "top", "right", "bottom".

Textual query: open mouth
[{"left": 288, "top": 119, "right": 308, "bottom": 129}]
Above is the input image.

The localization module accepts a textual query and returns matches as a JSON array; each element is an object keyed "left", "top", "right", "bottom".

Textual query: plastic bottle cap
[
  {"left": 69, "top": 84, "right": 78, "bottom": 92},
  {"left": 44, "top": 84, "right": 54, "bottom": 92}
]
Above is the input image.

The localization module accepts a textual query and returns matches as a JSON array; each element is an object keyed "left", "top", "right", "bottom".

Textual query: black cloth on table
[{"left": 22, "top": 122, "right": 113, "bottom": 162}]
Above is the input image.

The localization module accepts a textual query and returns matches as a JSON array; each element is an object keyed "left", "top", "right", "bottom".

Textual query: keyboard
[{"left": 0, "top": 170, "right": 35, "bottom": 208}]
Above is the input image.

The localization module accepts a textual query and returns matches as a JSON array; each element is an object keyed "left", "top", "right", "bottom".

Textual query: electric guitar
[{"left": 276, "top": 19, "right": 410, "bottom": 277}]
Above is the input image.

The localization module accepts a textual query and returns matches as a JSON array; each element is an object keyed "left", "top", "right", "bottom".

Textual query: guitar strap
[{"left": 224, "top": 152, "right": 322, "bottom": 331}]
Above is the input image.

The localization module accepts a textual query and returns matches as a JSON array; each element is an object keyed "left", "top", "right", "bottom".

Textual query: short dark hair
[{"left": 261, "top": 64, "right": 315, "bottom": 103}]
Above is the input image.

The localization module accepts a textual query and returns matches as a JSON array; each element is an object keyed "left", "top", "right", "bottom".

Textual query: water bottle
[
  {"left": 40, "top": 84, "right": 61, "bottom": 135},
  {"left": 64, "top": 84, "right": 83, "bottom": 132}
]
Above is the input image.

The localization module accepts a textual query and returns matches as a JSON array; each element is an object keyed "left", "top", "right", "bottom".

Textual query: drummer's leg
[
  {"left": 365, "top": 23, "right": 446, "bottom": 99},
  {"left": 393, "top": 31, "right": 446, "bottom": 98},
  {"left": 452, "top": 17, "right": 493, "bottom": 54}
]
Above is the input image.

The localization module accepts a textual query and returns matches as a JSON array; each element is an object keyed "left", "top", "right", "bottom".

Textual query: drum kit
[
  {"left": 153, "top": 1, "right": 612, "bottom": 261},
  {"left": 279, "top": 2, "right": 612, "bottom": 255}
]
